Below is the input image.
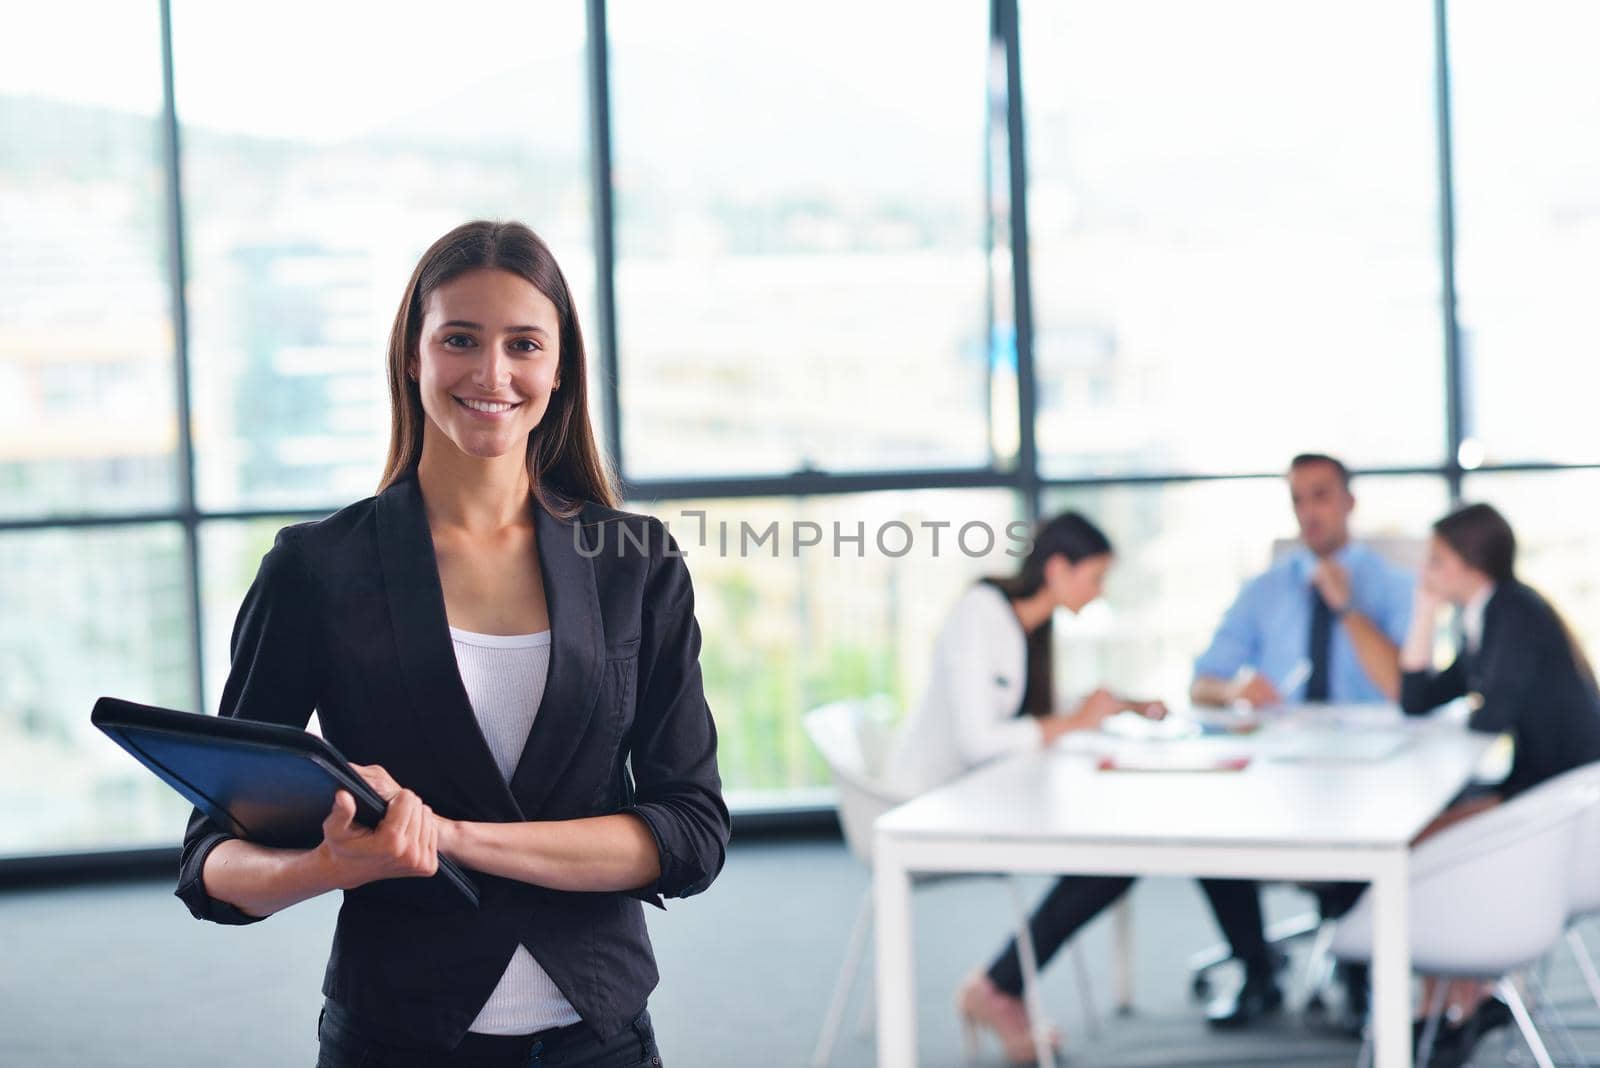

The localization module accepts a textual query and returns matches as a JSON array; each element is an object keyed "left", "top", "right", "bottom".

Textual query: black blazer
[
  {"left": 1401, "top": 579, "right": 1600, "bottom": 798},
  {"left": 176, "top": 469, "right": 730, "bottom": 1050}
]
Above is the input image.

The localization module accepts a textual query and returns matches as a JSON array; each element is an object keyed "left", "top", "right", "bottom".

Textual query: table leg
[
  {"left": 1113, "top": 895, "right": 1134, "bottom": 1015},
  {"left": 1370, "top": 849, "right": 1413, "bottom": 1068},
  {"left": 874, "top": 836, "right": 916, "bottom": 1068}
]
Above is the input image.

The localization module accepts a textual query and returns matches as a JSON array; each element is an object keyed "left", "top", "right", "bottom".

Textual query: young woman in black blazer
[
  {"left": 1398, "top": 502, "right": 1600, "bottom": 1061},
  {"left": 1401, "top": 502, "right": 1600, "bottom": 803},
  {"left": 176, "top": 221, "right": 730, "bottom": 1067}
]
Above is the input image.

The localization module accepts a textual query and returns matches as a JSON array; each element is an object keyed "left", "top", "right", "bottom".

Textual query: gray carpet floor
[{"left": 2, "top": 837, "right": 1595, "bottom": 1066}]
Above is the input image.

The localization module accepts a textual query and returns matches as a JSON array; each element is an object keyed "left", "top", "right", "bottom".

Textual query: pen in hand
[{"left": 1279, "top": 658, "right": 1312, "bottom": 701}]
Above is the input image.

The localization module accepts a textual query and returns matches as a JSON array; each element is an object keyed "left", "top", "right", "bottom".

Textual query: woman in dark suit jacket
[
  {"left": 1401, "top": 502, "right": 1600, "bottom": 801},
  {"left": 1398, "top": 502, "right": 1600, "bottom": 1062},
  {"left": 177, "top": 221, "right": 730, "bottom": 1067}
]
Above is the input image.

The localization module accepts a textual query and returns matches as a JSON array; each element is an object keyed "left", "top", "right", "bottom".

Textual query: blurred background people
[{"left": 883, "top": 512, "right": 1273, "bottom": 1062}]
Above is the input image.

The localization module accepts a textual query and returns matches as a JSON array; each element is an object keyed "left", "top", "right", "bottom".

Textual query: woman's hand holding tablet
[{"left": 319, "top": 774, "right": 442, "bottom": 890}]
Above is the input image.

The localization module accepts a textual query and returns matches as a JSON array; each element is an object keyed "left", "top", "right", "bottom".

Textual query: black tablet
[{"left": 92, "top": 696, "right": 479, "bottom": 908}]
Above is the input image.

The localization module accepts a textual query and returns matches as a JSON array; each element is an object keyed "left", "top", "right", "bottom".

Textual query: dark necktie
[{"left": 1306, "top": 586, "right": 1334, "bottom": 702}]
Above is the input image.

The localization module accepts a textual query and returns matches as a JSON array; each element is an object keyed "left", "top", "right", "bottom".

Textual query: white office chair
[
  {"left": 1329, "top": 776, "right": 1600, "bottom": 1068},
  {"left": 1533, "top": 760, "right": 1600, "bottom": 1017},
  {"left": 803, "top": 698, "right": 1097, "bottom": 1068}
]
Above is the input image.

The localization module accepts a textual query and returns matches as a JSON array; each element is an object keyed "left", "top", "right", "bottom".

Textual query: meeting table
[{"left": 871, "top": 703, "right": 1497, "bottom": 1068}]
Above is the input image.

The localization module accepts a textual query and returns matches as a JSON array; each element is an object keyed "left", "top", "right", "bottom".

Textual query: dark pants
[
  {"left": 987, "top": 876, "right": 1271, "bottom": 996},
  {"left": 315, "top": 999, "right": 663, "bottom": 1068},
  {"left": 1310, "top": 881, "right": 1369, "bottom": 1003},
  {"left": 1311, "top": 881, "right": 1365, "bottom": 922}
]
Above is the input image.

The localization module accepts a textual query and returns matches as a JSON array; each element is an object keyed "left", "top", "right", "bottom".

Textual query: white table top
[{"left": 877, "top": 712, "right": 1497, "bottom": 851}]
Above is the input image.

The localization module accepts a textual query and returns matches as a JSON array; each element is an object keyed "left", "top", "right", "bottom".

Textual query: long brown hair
[
  {"left": 983, "top": 511, "right": 1113, "bottom": 718},
  {"left": 376, "top": 220, "right": 618, "bottom": 516}
]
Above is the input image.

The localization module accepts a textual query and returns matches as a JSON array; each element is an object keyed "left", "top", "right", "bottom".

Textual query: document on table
[
  {"left": 1061, "top": 718, "right": 1411, "bottom": 767},
  {"left": 1095, "top": 746, "right": 1252, "bottom": 773},
  {"left": 1061, "top": 731, "right": 1256, "bottom": 770},
  {"left": 1258, "top": 729, "right": 1410, "bottom": 764}
]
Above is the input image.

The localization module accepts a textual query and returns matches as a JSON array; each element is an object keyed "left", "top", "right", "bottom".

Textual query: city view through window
[{"left": 3, "top": 1, "right": 1598, "bottom": 857}]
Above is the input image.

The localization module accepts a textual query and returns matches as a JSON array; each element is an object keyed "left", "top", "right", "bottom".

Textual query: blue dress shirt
[{"left": 1194, "top": 542, "right": 1415, "bottom": 703}]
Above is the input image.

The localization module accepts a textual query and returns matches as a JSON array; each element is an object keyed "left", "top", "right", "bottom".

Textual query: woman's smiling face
[{"left": 411, "top": 267, "right": 562, "bottom": 460}]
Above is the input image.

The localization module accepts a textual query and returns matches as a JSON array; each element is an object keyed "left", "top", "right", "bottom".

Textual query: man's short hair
[{"left": 1289, "top": 453, "right": 1352, "bottom": 491}]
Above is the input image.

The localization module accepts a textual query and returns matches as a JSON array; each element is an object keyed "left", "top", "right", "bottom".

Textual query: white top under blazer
[
  {"left": 448, "top": 625, "right": 584, "bottom": 1035},
  {"left": 881, "top": 582, "right": 1043, "bottom": 798}
]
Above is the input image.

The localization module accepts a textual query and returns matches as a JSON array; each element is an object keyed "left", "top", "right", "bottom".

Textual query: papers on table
[
  {"left": 1260, "top": 729, "right": 1410, "bottom": 764},
  {"left": 1098, "top": 710, "right": 1202, "bottom": 741},
  {"left": 1096, "top": 748, "right": 1252, "bottom": 773},
  {"left": 1271, "top": 702, "right": 1408, "bottom": 730},
  {"left": 1061, "top": 731, "right": 1254, "bottom": 768},
  {"left": 1062, "top": 702, "right": 1414, "bottom": 770}
]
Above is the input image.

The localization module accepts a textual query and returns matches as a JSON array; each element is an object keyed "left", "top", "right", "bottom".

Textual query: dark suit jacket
[
  {"left": 176, "top": 469, "right": 731, "bottom": 1050},
  {"left": 1401, "top": 579, "right": 1600, "bottom": 798}
]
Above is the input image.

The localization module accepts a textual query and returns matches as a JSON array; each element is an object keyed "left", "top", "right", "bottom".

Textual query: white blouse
[
  {"left": 1463, "top": 583, "right": 1496, "bottom": 656},
  {"left": 449, "top": 625, "right": 584, "bottom": 1035},
  {"left": 881, "top": 583, "right": 1043, "bottom": 798}
]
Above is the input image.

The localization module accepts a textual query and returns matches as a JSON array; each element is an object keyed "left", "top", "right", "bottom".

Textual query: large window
[
  {"left": 0, "top": 525, "right": 193, "bottom": 855},
  {"left": 608, "top": 0, "right": 996, "bottom": 478},
  {"left": 1449, "top": 0, "right": 1600, "bottom": 465},
  {"left": 630, "top": 491, "right": 1024, "bottom": 802},
  {"left": 0, "top": 4, "right": 190, "bottom": 857},
  {"left": 0, "top": 2, "right": 175, "bottom": 520},
  {"left": 171, "top": 0, "right": 595, "bottom": 512},
  {"left": 1, "top": 1, "right": 594, "bottom": 859},
  {"left": 1023, "top": 0, "right": 1445, "bottom": 477},
  {"left": 7, "top": 1, "right": 1600, "bottom": 863}
]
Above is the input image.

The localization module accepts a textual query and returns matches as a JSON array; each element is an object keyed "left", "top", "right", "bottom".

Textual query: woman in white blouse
[
  {"left": 883, "top": 512, "right": 1272, "bottom": 1063},
  {"left": 882, "top": 512, "right": 1146, "bottom": 798}
]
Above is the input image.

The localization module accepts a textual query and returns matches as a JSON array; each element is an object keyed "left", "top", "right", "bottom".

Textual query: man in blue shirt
[
  {"left": 1189, "top": 454, "right": 1415, "bottom": 1034},
  {"left": 1193, "top": 454, "right": 1414, "bottom": 708}
]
